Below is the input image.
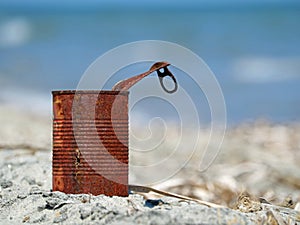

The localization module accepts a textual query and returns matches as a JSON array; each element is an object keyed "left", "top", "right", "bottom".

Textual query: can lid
[{"left": 112, "top": 61, "right": 178, "bottom": 94}]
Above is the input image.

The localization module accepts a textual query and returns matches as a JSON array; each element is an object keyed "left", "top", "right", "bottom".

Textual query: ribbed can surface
[{"left": 52, "top": 90, "right": 129, "bottom": 196}]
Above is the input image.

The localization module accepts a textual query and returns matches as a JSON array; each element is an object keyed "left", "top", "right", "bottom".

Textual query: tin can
[
  {"left": 52, "top": 62, "right": 177, "bottom": 196},
  {"left": 53, "top": 90, "right": 129, "bottom": 196}
]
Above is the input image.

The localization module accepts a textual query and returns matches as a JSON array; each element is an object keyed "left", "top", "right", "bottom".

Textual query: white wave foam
[
  {"left": 232, "top": 57, "right": 300, "bottom": 83},
  {"left": 0, "top": 17, "right": 32, "bottom": 48}
]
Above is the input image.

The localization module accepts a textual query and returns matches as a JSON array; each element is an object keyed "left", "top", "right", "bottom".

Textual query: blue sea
[{"left": 0, "top": 4, "right": 300, "bottom": 125}]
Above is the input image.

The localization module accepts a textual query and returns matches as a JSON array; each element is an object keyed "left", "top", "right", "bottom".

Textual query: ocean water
[{"left": 0, "top": 6, "right": 300, "bottom": 124}]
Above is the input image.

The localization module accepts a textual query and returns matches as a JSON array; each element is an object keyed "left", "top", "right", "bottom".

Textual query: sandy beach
[{"left": 0, "top": 106, "right": 299, "bottom": 224}]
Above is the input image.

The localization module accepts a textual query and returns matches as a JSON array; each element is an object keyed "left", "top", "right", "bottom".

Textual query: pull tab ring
[
  {"left": 112, "top": 61, "right": 178, "bottom": 94},
  {"left": 157, "top": 67, "right": 178, "bottom": 94}
]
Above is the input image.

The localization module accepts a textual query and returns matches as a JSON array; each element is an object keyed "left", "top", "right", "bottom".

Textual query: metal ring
[{"left": 157, "top": 67, "right": 178, "bottom": 94}]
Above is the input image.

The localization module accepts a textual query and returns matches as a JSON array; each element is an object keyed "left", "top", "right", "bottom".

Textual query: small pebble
[
  {"left": 80, "top": 208, "right": 91, "bottom": 220},
  {"left": 37, "top": 205, "right": 45, "bottom": 212},
  {"left": 46, "top": 198, "right": 60, "bottom": 209},
  {"left": 0, "top": 180, "right": 13, "bottom": 189},
  {"left": 42, "top": 191, "right": 52, "bottom": 197},
  {"left": 17, "top": 194, "right": 27, "bottom": 199},
  {"left": 36, "top": 181, "right": 44, "bottom": 186},
  {"left": 22, "top": 215, "right": 30, "bottom": 223},
  {"left": 145, "top": 199, "right": 164, "bottom": 208},
  {"left": 29, "top": 186, "right": 42, "bottom": 195}
]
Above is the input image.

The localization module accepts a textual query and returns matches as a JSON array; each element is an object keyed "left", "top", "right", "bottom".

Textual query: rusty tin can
[
  {"left": 52, "top": 62, "right": 177, "bottom": 196},
  {"left": 53, "top": 90, "right": 129, "bottom": 196}
]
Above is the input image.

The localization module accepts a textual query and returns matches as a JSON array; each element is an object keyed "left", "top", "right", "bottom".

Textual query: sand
[{"left": 0, "top": 106, "right": 299, "bottom": 224}]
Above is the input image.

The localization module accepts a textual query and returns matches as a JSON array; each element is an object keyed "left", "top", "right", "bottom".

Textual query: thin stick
[{"left": 129, "top": 184, "right": 225, "bottom": 208}]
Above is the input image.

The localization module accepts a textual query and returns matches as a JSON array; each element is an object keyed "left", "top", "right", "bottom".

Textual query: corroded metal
[
  {"left": 52, "top": 61, "right": 177, "bottom": 196},
  {"left": 53, "top": 91, "right": 129, "bottom": 196}
]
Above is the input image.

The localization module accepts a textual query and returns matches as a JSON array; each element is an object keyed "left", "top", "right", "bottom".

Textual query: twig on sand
[{"left": 129, "top": 184, "right": 225, "bottom": 208}]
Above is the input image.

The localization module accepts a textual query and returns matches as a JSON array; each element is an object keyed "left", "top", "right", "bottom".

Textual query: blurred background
[
  {"left": 0, "top": 0, "right": 300, "bottom": 124},
  {"left": 1, "top": 1, "right": 300, "bottom": 207}
]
